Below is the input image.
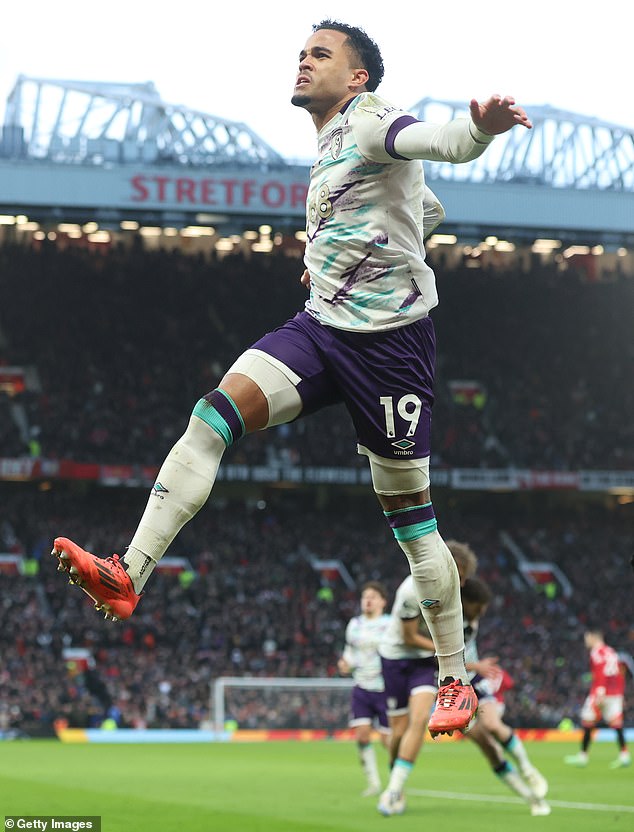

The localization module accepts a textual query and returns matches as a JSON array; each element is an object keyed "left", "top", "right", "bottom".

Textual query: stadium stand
[
  {"left": 1, "top": 477, "right": 632, "bottom": 736},
  {"left": 0, "top": 242, "right": 632, "bottom": 470},
  {"left": 1, "top": 83, "right": 632, "bottom": 740}
]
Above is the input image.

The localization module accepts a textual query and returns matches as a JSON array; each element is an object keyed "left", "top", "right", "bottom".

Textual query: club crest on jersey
[
  {"left": 421, "top": 599, "right": 439, "bottom": 609},
  {"left": 330, "top": 129, "right": 343, "bottom": 160}
]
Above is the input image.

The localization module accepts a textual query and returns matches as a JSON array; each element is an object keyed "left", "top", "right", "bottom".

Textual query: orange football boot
[
  {"left": 428, "top": 677, "right": 478, "bottom": 738},
  {"left": 52, "top": 536, "right": 141, "bottom": 621}
]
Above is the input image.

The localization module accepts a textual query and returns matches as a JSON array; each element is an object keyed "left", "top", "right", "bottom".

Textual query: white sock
[
  {"left": 358, "top": 743, "right": 380, "bottom": 787},
  {"left": 386, "top": 759, "right": 413, "bottom": 794},
  {"left": 123, "top": 416, "right": 226, "bottom": 592},
  {"left": 397, "top": 530, "right": 467, "bottom": 683},
  {"left": 498, "top": 763, "right": 534, "bottom": 803}
]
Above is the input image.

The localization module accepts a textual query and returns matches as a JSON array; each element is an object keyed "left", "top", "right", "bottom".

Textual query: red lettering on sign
[
  {"left": 291, "top": 183, "right": 308, "bottom": 208},
  {"left": 242, "top": 180, "right": 256, "bottom": 205},
  {"left": 262, "top": 182, "right": 284, "bottom": 208},
  {"left": 129, "top": 173, "right": 309, "bottom": 210},
  {"left": 176, "top": 178, "right": 196, "bottom": 203},
  {"left": 154, "top": 176, "right": 170, "bottom": 201},
  {"left": 220, "top": 180, "right": 237, "bottom": 206},
  {"left": 201, "top": 180, "right": 216, "bottom": 204},
  {"left": 131, "top": 175, "right": 149, "bottom": 201}
]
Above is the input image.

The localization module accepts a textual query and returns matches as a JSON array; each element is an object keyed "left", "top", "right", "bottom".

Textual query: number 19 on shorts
[{"left": 380, "top": 395, "right": 422, "bottom": 439}]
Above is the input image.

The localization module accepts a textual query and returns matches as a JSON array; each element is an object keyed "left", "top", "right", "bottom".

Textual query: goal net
[{"left": 212, "top": 676, "right": 355, "bottom": 732}]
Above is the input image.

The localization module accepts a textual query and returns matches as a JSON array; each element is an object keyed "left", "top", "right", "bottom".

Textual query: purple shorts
[
  {"left": 251, "top": 311, "right": 435, "bottom": 459},
  {"left": 380, "top": 656, "right": 438, "bottom": 716},
  {"left": 350, "top": 685, "right": 389, "bottom": 731}
]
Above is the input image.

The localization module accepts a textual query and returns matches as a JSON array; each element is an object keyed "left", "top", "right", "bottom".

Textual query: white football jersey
[
  {"left": 342, "top": 613, "right": 391, "bottom": 691},
  {"left": 379, "top": 575, "right": 435, "bottom": 660},
  {"left": 303, "top": 92, "right": 486, "bottom": 332}
]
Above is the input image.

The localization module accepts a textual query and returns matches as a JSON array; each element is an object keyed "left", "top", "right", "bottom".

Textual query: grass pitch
[{"left": 0, "top": 739, "right": 632, "bottom": 831}]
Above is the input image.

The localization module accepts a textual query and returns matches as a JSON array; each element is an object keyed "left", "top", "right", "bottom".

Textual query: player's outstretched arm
[{"left": 469, "top": 94, "right": 532, "bottom": 135}]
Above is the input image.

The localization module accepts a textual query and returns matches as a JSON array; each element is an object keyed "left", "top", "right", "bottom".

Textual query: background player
[
  {"left": 374, "top": 539, "right": 478, "bottom": 814},
  {"left": 460, "top": 576, "right": 551, "bottom": 815},
  {"left": 338, "top": 581, "right": 391, "bottom": 796},
  {"left": 52, "top": 19, "right": 531, "bottom": 737},
  {"left": 376, "top": 572, "right": 439, "bottom": 816},
  {"left": 565, "top": 628, "right": 631, "bottom": 769}
]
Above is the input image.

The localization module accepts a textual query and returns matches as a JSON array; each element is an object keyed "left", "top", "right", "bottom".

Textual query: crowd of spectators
[
  {"left": 1, "top": 484, "right": 632, "bottom": 736},
  {"left": 0, "top": 240, "right": 632, "bottom": 470},
  {"left": 0, "top": 239, "right": 632, "bottom": 737}
]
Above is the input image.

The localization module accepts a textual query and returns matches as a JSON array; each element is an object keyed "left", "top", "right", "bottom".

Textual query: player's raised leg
[
  {"left": 53, "top": 353, "right": 301, "bottom": 620},
  {"left": 354, "top": 319, "right": 476, "bottom": 737},
  {"left": 374, "top": 473, "right": 476, "bottom": 736}
]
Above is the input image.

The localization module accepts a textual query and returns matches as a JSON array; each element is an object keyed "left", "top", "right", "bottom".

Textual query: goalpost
[{"left": 212, "top": 676, "right": 355, "bottom": 732}]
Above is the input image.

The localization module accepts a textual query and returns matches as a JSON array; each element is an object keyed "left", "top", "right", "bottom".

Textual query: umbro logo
[
  {"left": 391, "top": 438, "right": 416, "bottom": 451},
  {"left": 421, "top": 599, "right": 439, "bottom": 609},
  {"left": 152, "top": 481, "right": 169, "bottom": 499}
]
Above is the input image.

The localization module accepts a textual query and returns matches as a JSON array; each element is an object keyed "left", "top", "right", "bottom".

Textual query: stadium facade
[
  {"left": 0, "top": 77, "right": 633, "bottom": 250},
  {"left": 1, "top": 78, "right": 633, "bottom": 496}
]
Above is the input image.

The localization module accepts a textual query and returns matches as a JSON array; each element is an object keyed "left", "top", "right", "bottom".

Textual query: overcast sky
[{"left": 0, "top": 0, "right": 630, "bottom": 160}]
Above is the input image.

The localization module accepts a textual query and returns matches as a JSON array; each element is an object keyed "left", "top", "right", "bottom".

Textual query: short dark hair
[
  {"left": 361, "top": 580, "right": 388, "bottom": 601},
  {"left": 461, "top": 577, "right": 493, "bottom": 606},
  {"left": 313, "top": 20, "right": 384, "bottom": 92}
]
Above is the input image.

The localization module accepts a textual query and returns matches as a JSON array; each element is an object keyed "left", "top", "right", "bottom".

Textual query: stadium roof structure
[
  {"left": 1, "top": 75, "right": 286, "bottom": 168},
  {"left": 411, "top": 98, "right": 634, "bottom": 191},
  {"left": 0, "top": 78, "right": 632, "bottom": 243}
]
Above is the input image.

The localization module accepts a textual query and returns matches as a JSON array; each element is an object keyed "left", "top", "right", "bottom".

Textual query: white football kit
[
  {"left": 342, "top": 613, "right": 391, "bottom": 691},
  {"left": 379, "top": 575, "right": 435, "bottom": 661},
  {"left": 304, "top": 92, "right": 493, "bottom": 332}
]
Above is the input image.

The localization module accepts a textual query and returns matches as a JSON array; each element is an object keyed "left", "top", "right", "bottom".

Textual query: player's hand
[
  {"left": 337, "top": 657, "right": 351, "bottom": 675},
  {"left": 300, "top": 269, "right": 311, "bottom": 288},
  {"left": 469, "top": 95, "right": 532, "bottom": 135},
  {"left": 476, "top": 656, "right": 501, "bottom": 678}
]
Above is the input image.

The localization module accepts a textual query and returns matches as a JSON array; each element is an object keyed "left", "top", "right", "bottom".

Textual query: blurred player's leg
[
  {"left": 496, "top": 762, "right": 551, "bottom": 816},
  {"left": 565, "top": 723, "right": 593, "bottom": 766},
  {"left": 609, "top": 727, "right": 630, "bottom": 769},
  {"left": 468, "top": 722, "right": 551, "bottom": 815},
  {"left": 377, "top": 691, "right": 434, "bottom": 816},
  {"left": 359, "top": 746, "right": 381, "bottom": 796},
  {"left": 478, "top": 702, "right": 549, "bottom": 797},
  {"left": 355, "top": 725, "right": 381, "bottom": 795}
]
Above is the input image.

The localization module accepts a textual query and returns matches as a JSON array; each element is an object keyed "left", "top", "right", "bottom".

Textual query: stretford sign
[
  {"left": 130, "top": 174, "right": 308, "bottom": 211},
  {"left": 1, "top": 457, "right": 634, "bottom": 492},
  {"left": 0, "top": 160, "right": 309, "bottom": 217}
]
